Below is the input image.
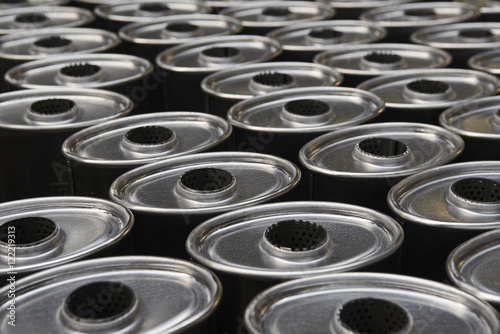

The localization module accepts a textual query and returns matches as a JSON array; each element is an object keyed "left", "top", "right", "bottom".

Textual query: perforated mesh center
[
  {"left": 165, "top": 22, "right": 199, "bottom": 33},
  {"left": 202, "top": 47, "right": 240, "bottom": 58},
  {"left": 262, "top": 6, "right": 291, "bottom": 17},
  {"left": 30, "top": 98, "right": 75, "bottom": 115},
  {"left": 406, "top": 79, "right": 450, "bottom": 94},
  {"left": 308, "top": 27, "right": 343, "bottom": 40},
  {"left": 0, "top": 217, "right": 56, "bottom": 246},
  {"left": 139, "top": 2, "right": 170, "bottom": 12},
  {"left": 65, "top": 282, "right": 135, "bottom": 322},
  {"left": 338, "top": 298, "right": 410, "bottom": 334},
  {"left": 34, "top": 36, "right": 71, "bottom": 49},
  {"left": 459, "top": 29, "right": 494, "bottom": 39},
  {"left": 364, "top": 51, "right": 402, "bottom": 64},
  {"left": 60, "top": 63, "right": 101, "bottom": 78},
  {"left": 252, "top": 72, "right": 294, "bottom": 87},
  {"left": 452, "top": 178, "right": 500, "bottom": 203},
  {"left": 284, "top": 99, "right": 330, "bottom": 116},
  {"left": 404, "top": 8, "right": 435, "bottom": 17},
  {"left": 358, "top": 138, "right": 408, "bottom": 158},
  {"left": 14, "top": 13, "right": 48, "bottom": 24},
  {"left": 181, "top": 168, "right": 234, "bottom": 192},
  {"left": 125, "top": 126, "right": 173, "bottom": 145},
  {"left": 265, "top": 220, "right": 327, "bottom": 252}
]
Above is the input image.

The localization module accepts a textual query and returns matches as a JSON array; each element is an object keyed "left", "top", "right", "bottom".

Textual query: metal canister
[
  {"left": 314, "top": 43, "right": 452, "bottom": 87},
  {"left": 439, "top": 96, "right": 500, "bottom": 162},
  {"left": 0, "top": 0, "right": 70, "bottom": 9},
  {"left": 156, "top": 35, "right": 281, "bottom": 112},
  {"left": 388, "top": 161, "right": 500, "bottom": 281},
  {"left": 119, "top": 14, "right": 242, "bottom": 63},
  {"left": 5, "top": 53, "right": 157, "bottom": 114},
  {"left": 0, "top": 88, "right": 132, "bottom": 202},
  {"left": 266, "top": 20, "right": 386, "bottom": 62},
  {"left": 469, "top": 47, "right": 500, "bottom": 77},
  {"left": 109, "top": 152, "right": 300, "bottom": 259},
  {"left": 202, "top": 62, "right": 343, "bottom": 119},
  {"left": 62, "top": 112, "right": 232, "bottom": 198},
  {"left": 300, "top": 122, "right": 464, "bottom": 214},
  {"left": 187, "top": 201, "right": 404, "bottom": 334},
  {"left": 455, "top": 0, "right": 500, "bottom": 21},
  {"left": 245, "top": 272, "right": 500, "bottom": 334},
  {"left": 411, "top": 22, "right": 500, "bottom": 67},
  {"left": 219, "top": 1, "right": 336, "bottom": 36},
  {"left": 324, "top": 0, "right": 418, "bottom": 19},
  {"left": 357, "top": 68, "right": 499, "bottom": 124},
  {"left": 360, "top": 2, "right": 480, "bottom": 43},
  {"left": 94, "top": 0, "right": 212, "bottom": 32},
  {"left": 447, "top": 229, "right": 500, "bottom": 312},
  {"left": 0, "top": 6, "right": 95, "bottom": 36},
  {"left": 0, "top": 256, "right": 221, "bottom": 333},
  {"left": 0, "top": 196, "right": 133, "bottom": 284}
]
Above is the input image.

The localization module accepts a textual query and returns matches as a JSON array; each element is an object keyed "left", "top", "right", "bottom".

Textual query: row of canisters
[{"left": 1, "top": 0, "right": 500, "bottom": 333}]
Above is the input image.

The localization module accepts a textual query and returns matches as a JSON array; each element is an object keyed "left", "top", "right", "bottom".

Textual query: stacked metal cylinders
[
  {"left": 357, "top": 68, "right": 499, "bottom": 124},
  {"left": 62, "top": 112, "right": 232, "bottom": 198},
  {"left": 266, "top": 20, "right": 387, "bottom": 62},
  {"left": 325, "top": 0, "right": 419, "bottom": 19},
  {"left": 187, "top": 201, "right": 404, "bottom": 334},
  {"left": 300, "top": 122, "right": 464, "bottom": 214},
  {"left": 0, "top": 88, "right": 132, "bottom": 202},
  {"left": 0, "top": 196, "right": 133, "bottom": 285},
  {"left": 109, "top": 151, "right": 300, "bottom": 259},
  {"left": 388, "top": 161, "right": 500, "bottom": 281},
  {"left": 0, "top": 256, "right": 221, "bottom": 333}
]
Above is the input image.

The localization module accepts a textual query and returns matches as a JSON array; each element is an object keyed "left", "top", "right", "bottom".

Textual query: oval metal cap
[
  {"left": 0, "top": 256, "right": 220, "bottom": 333},
  {"left": 228, "top": 86, "right": 384, "bottom": 134},
  {"left": 469, "top": 48, "right": 500, "bottom": 76},
  {"left": 0, "top": 0, "right": 70, "bottom": 9},
  {"left": 0, "top": 88, "right": 133, "bottom": 131},
  {"left": 388, "top": 161, "right": 500, "bottom": 228},
  {"left": 456, "top": 0, "right": 500, "bottom": 14},
  {"left": 0, "top": 197, "right": 133, "bottom": 275},
  {"left": 62, "top": 112, "right": 231, "bottom": 167},
  {"left": 155, "top": 34, "right": 281, "bottom": 73},
  {"left": 109, "top": 152, "right": 300, "bottom": 215},
  {"left": 300, "top": 122, "right": 463, "bottom": 179},
  {"left": 187, "top": 201, "right": 403, "bottom": 280},
  {"left": 357, "top": 68, "right": 498, "bottom": 110},
  {"left": 244, "top": 272, "right": 500, "bottom": 334},
  {"left": 5, "top": 53, "right": 153, "bottom": 90},
  {"left": 447, "top": 229, "right": 500, "bottom": 307}
]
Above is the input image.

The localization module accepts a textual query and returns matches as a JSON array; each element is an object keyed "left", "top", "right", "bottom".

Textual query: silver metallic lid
[
  {"left": 325, "top": 0, "right": 418, "bottom": 9},
  {"left": 439, "top": 96, "right": 500, "bottom": 139},
  {"left": 455, "top": 0, "right": 500, "bottom": 14},
  {"left": 95, "top": 0, "right": 211, "bottom": 24},
  {"left": 0, "top": 88, "right": 133, "bottom": 131},
  {"left": 357, "top": 68, "right": 499, "bottom": 110},
  {"left": 202, "top": 62, "right": 342, "bottom": 100},
  {"left": 388, "top": 161, "right": 500, "bottom": 228},
  {"left": 411, "top": 22, "right": 500, "bottom": 50},
  {"left": 119, "top": 14, "right": 242, "bottom": 46},
  {"left": 469, "top": 48, "right": 500, "bottom": 75},
  {"left": 314, "top": 43, "right": 452, "bottom": 77},
  {"left": 0, "top": 196, "right": 133, "bottom": 275},
  {"left": 266, "top": 20, "right": 386, "bottom": 53},
  {"left": 0, "top": 6, "right": 95, "bottom": 35},
  {"left": 360, "top": 2, "right": 480, "bottom": 28},
  {"left": 0, "top": 0, "right": 69, "bottom": 9},
  {"left": 447, "top": 229, "right": 500, "bottom": 306},
  {"left": 62, "top": 112, "right": 232, "bottom": 167},
  {"left": 187, "top": 201, "right": 403, "bottom": 280},
  {"left": 0, "top": 27, "right": 120, "bottom": 61},
  {"left": 228, "top": 86, "right": 384, "bottom": 133},
  {"left": 219, "top": 1, "right": 335, "bottom": 30},
  {"left": 300, "top": 122, "right": 464, "bottom": 178},
  {"left": 245, "top": 272, "right": 500, "bottom": 334},
  {"left": 156, "top": 34, "right": 281, "bottom": 73},
  {"left": 0, "top": 256, "right": 221, "bottom": 333},
  {"left": 5, "top": 53, "right": 153, "bottom": 90},
  {"left": 109, "top": 151, "right": 300, "bottom": 215}
]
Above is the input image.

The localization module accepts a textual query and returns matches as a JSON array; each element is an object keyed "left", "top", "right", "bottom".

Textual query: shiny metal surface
[
  {"left": 0, "top": 0, "right": 69, "bottom": 9},
  {"left": 325, "top": 0, "right": 418, "bottom": 9},
  {"left": 469, "top": 47, "right": 500, "bottom": 75}
]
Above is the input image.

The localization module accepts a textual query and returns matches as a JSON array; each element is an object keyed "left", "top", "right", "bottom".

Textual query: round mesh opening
[
  {"left": 125, "top": 126, "right": 173, "bottom": 145},
  {"left": 201, "top": 47, "right": 240, "bottom": 59},
  {"left": 252, "top": 72, "right": 294, "bottom": 87},
  {"left": 65, "top": 282, "right": 135, "bottom": 322},
  {"left": 459, "top": 29, "right": 494, "bottom": 39},
  {"left": 284, "top": 99, "right": 330, "bottom": 116},
  {"left": 30, "top": 98, "right": 75, "bottom": 116},
  {"left": 14, "top": 13, "right": 48, "bottom": 25},
  {"left": 308, "top": 27, "right": 343, "bottom": 40},
  {"left": 451, "top": 178, "right": 500, "bottom": 203},
  {"left": 264, "top": 220, "right": 328, "bottom": 252},
  {"left": 262, "top": 6, "right": 291, "bottom": 17},
  {"left": 406, "top": 79, "right": 450, "bottom": 95},
  {"left": 404, "top": 8, "right": 435, "bottom": 17},
  {"left": 363, "top": 51, "right": 402, "bottom": 65},
  {"left": 181, "top": 168, "right": 234, "bottom": 192},
  {"left": 165, "top": 22, "right": 199, "bottom": 33},
  {"left": 338, "top": 298, "right": 410, "bottom": 334},
  {"left": 0, "top": 217, "right": 56, "bottom": 246},
  {"left": 60, "top": 63, "right": 101, "bottom": 78},
  {"left": 34, "top": 36, "right": 71, "bottom": 49},
  {"left": 358, "top": 138, "right": 408, "bottom": 158},
  {"left": 138, "top": 2, "right": 170, "bottom": 12}
]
